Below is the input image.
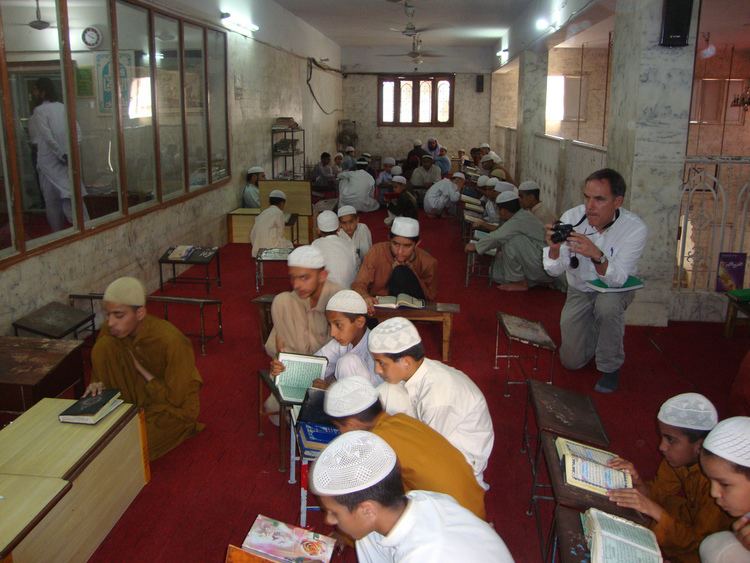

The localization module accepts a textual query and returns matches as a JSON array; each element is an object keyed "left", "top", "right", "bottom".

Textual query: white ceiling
[{"left": 272, "top": 0, "right": 529, "bottom": 48}]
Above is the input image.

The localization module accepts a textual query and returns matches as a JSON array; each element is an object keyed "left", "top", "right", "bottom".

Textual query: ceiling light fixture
[{"left": 535, "top": 18, "right": 550, "bottom": 31}]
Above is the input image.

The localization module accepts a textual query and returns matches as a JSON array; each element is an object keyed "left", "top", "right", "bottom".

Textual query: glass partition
[
  {"left": 183, "top": 24, "right": 207, "bottom": 190},
  {"left": 206, "top": 29, "right": 227, "bottom": 182},
  {"left": 0, "top": 104, "right": 14, "bottom": 256}
]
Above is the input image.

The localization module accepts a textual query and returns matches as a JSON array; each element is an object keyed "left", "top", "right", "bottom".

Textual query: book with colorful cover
[
  {"left": 716, "top": 252, "right": 747, "bottom": 292},
  {"left": 586, "top": 276, "right": 644, "bottom": 293},
  {"left": 555, "top": 436, "right": 632, "bottom": 496},
  {"left": 168, "top": 245, "right": 194, "bottom": 261},
  {"left": 241, "top": 514, "right": 335, "bottom": 562},
  {"left": 581, "top": 508, "right": 662, "bottom": 563}
]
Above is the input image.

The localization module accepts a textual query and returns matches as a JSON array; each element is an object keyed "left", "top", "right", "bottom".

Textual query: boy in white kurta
[
  {"left": 337, "top": 205, "right": 372, "bottom": 266},
  {"left": 250, "top": 189, "right": 294, "bottom": 258},
  {"left": 310, "top": 432, "right": 514, "bottom": 563},
  {"left": 368, "top": 317, "right": 495, "bottom": 490},
  {"left": 423, "top": 173, "right": 465, "bottom": 218},
  {"left": 312, "top": 211, "right": 358, "bottom": 289},
  {"left": 338, "top": 170, "right": 379, "bottom": 212}
]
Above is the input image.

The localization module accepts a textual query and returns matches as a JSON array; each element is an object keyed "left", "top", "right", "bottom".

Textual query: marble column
[
  {"left": 607, "top": 0, "right": 699, "bottom": 326},
  {"left": 515, "top": 49, "right": 548, "bottom": 182}
]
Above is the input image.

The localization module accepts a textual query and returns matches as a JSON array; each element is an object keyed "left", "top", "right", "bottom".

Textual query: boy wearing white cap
[
  {"left": 435, "top": 146, "right": 451, "bottom": 175},
  {"left": 352, "top": 217, "right": 438, "bottom": 315},
  {"left": 367, "top": 317, "right": 494, "bottom": 489},
  {"left": 342, "top": 146, "right": 357, "bottom": 171},
  {"left": 384, "top": 175, "right": 418, "bottom": 227},
  {"left": 409, "top": 154, "right": 442, "bottom": 189},
  {"left": 249, "top": 189, "right": 293, "bottom": 258},
  {"left": 518, "top": 180, "right": 556, "bottom": 225},
  {"left": 324, "top": 377, "right": 487, "bottom": 520},
  {"left": 243, "top": 166, "right": 264, "bottom": 208},
  {"left": 337, "top": 205, "right": 372, "bottom": 266},
  {"left": 84, "top": 277, "right": 204, "bottom": 460},
  {"left": 423, "top": 173, "right": 465, "bottom": 218},
  {"left": 700, "top": 417, "right": 750, "bottom": 562},
  {"left": 337, "top": 169, "right": 379, "bottom": 213},
  {"left": 606, "top": 393, "right": 731, "bottom": 563},
  {"left": 479, "top": 142, "right": 491, "bottom": 156},
  {"left": 465, "top": 191, "right": 556, "bottom": 291},
  {"left": 310, "top": 432, "right": 513, "bottom": 562},
  {"left": 312, "top": 211, "right": 358, "bottom": 288}
]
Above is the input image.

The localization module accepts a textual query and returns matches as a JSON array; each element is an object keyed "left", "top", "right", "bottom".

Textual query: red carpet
[{"left": 88, "top": 209, "right": 748, "bottom": 562}]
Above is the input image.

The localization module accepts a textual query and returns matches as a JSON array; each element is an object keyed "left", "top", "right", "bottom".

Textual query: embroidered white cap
[
  {"left": 413, "top": 139, "right": 422, "bottom": 146},
  {"left": 519, "top": 180, "right": 541, "bottom": 192},
  {"left": 247, "top": 166, "right": 264, "bottom": 175},
  {"left": 452, "top": 172, "right": 465, "bottom": 180},
  {"left": 391, "top": 166, "right": 403, "bottom": 176},
  {"left": 345, "top": 146, "right": 355, "bottom": 152},
  {"left": 362, "top": 152, "right": 372, "bottom": 159},
  {"left": 703, "top": 417, "right": 750, "bottom": 467},
  {"left": 392, "top": 175, "right": 407, "bottom": 185},
  {"left": 383, "top": 157, "right": 396, "bottom": 166},
  {"left": 104, "top": 277, "right": 146, "bottom": 306},
  {"left": 311, "top": 431, "right": 397, "bottom": 495},
  {"left": 334, "top": 152, "right": 344, "bottom": 159},
  {"left": 287, "top": 245, "right": 325, "bottom": 269},
  {"left": 368, "top": 317, "right": 422, "bottom": 354},
  {"left": 480, "top": 154, "right": 495, "bottom": 163},
  {"left": 479, "top": 142, "right": 491, "bottom": 149},
  {"left": 496, "top": 191, "right": 520, "bottom": 204},
  {"left": 268, "top": 189, "right": 286, "bottom": 200},
  {"left": 337, "top": 205, "right": 357, "bottom": 218},
  {"left": 391, "top": 217, "right": 419, "bottom": 238},
  {"left": 317, "top": 210, "right": 339, "bottom": 232},
  {"left": 657, "top": 393, "right": 718, "bottom": 431},
  {"left": 326, "top": 290, "right": 368, "bottom": 315},
  {"left": 325, "top": 377, "right": 380, "bottom": 417},
  {"left": 494, "top": 181, "right": 516, "bottom": 193},
  {"left": 421, "top": 154, "right": 434, "bottom": 161},
  {"left": 477, "top": 175, "right": 489, "bottom": 188}
]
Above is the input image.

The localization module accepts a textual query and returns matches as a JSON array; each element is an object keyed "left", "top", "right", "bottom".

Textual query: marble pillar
[
  {"left": 607, "top": 0, "right": 699, "bottom": 326},
  {"left": 515, "top": 50, "right": 548, "bottom": 182}
]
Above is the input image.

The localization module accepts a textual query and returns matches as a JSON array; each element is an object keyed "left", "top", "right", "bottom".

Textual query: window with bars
[{"left": 378, "top": 74, "right": 454, "bottom": 127}]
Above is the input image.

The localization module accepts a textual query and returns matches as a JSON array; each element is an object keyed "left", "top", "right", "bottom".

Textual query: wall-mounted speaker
[
  {"left": 659, "top": 0, "right": 693, "bottom": 47},
  {"left": 476, "top": 75, "right": 484, "bottom": 93}
]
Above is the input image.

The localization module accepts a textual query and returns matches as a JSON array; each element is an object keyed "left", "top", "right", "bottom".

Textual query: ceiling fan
[
  {"left": 388, "top": 1, "right": 443, "bottom": 37},
  {"left": 29, "top": 0, "right": 51, "bottom": 30},
  {"left": 378, "top": 36, "right": 444, "bottom": 65}
]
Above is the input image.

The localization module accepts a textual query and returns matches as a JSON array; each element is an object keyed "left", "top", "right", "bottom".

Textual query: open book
[
  {"left": 581, "top": 508, "right": 662, "bottom": 563},
  {"left": 374, "top": 294, "right": 426, "bottom": 309},
  {"left": 241, "top": 514, "right": 335, "bottom": 562},
  {"left": 555, "top": 436, "right": 632, "bottom": 495},
  {"left": 59, "top": 389, "right": 123, "bottom": 425},
  {"left": 276, "top": 353, "right": 328, "bottom": 403},
  {"left": 586, "top": 276, "right": 644, "bottom": 293},
  {"left": 168, "top": 245, "right": 194, "bottom": 261}
]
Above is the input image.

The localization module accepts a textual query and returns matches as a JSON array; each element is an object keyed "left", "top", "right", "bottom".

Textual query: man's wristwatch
[{"left": 594, "top": 251, "right": 607, "bottom": 265}]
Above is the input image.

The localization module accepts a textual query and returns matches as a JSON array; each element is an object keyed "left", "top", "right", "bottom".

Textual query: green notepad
[
  {"left": 728, "top": 289, "right": 750, "bottom": 302},
  {"left": 586, "top": 276, "right": 644, "bottom": 293}
]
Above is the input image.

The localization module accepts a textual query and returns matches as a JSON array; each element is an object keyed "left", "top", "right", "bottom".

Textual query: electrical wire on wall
[{"left": 307, "top": 58, "right": 344, "bottom": 115}]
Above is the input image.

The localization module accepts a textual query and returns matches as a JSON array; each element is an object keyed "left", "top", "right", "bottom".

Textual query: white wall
[{"left": 343, "top": 46, "right": 497, "bottom": 74}]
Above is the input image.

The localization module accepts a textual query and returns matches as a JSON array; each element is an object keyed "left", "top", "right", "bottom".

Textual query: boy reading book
[
  {"left": 699, "top": 417, "right": 750, "bottom": 562},
  {"left": 607, "top": 393, "right": 731, "bottom": 563},
  {"left": 310, "top": 432, "right": 513, "bottom": 562}
]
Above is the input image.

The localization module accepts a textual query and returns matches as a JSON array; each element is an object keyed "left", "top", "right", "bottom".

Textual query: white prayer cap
[
  {"left": 325, "top": 377, "right": 379, "bottom": 417},
  {"left": 326, "top": 289, "right": 368, "bottom": 315},
  {"left": 486, "top": 177, "right": 499, "bottom": 188},
  {"left": 519, "top": 180, "right": 540, "bottom": 192},
  {"left": 247, "top": 166, "right": 264, "bottom": 175},
  {"left": 440, "top": 146, "right": 448, "bottom": 152},
  {"left": 317, "top": 210, "right": 339, "bottom": 232},
  {"left": 488, "top": 151, "right": 502, "bottom": 163},
  {"left": 334, "top": 152, "right": 344, "bottom": 159},
  {"left": 391, "top": 175, "right": 407, "bottom": 185},
  {"left": 496, "top": 191, "right": 519, "bottom": 204},
  {"left": 494, "top": 181, "right": 516, "bottom": 194},
  {"left": 703, "top": 417, "right": 750, "bottom": 467},
  {"left": 657, "top": 393, "right": 718, "bottom": 431},
  {"left": 368, "top": 317, "right": 422, "bottom": 354},
  {"left": 458, "top": 148, "right": 466, "bottom": 153},
  {"left": 345, "top": 146, "right": 355, "bottom": 152},
  {"left": 104, "top": 277, "right": 146, "bottom": 306},
  {"left": 391, "top": 217, "right": 419, "bottom": 238},
  {"left": 287, "top": 245, "right": 325, "bottom": 269},
  {"left": 356, "top": 158, "right": 368, "bottom": 166},
  {"left": 391, "top": 166, "right": 403, "bottom": 175},
  {"left": 479, "top": 142, "right": 491, "bottom": 149},
  {"left": 362, "top": 152, "right": 372, "bottom": 159},
  {"left": 452, "top": 172, "right": 465, "bottom": 180},
  {"left": 421, "top": 154, "right": 434, "bottom": 161},
  {"left": 383, "top": 157, "right": 396, "bottom": 166},
  {"left": 480, "top": 154, "right": 495, "bottom": 163},
  {"left": 311, "top": 431, "right": 397, "bottom": 496},
  {"left": 269, "top": 189, "right": 286, "bottom": 200},
  {"left": 413, "top": 139, "right": 422, "bottom": 146},
  {"left": 476, "top": 175, "right": 489, "bottom": 188},
  {"left": 337, "top": 205, "right": 357, "bottom": 218},
  {"left": 334, "top": 353, "right": 372, "bottom": 382}
]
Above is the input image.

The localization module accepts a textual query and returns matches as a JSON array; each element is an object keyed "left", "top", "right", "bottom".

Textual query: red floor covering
[{"left": 88, "top": 208, "right": 749, "bottom": 563}]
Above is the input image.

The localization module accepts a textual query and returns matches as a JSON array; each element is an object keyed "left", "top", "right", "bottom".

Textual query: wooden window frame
[
  {"left": 377, "top": 74, "right": 455, "bottom": 127},
  {"left": 0, "top": 0, "right": 231, "bottom": 270}
]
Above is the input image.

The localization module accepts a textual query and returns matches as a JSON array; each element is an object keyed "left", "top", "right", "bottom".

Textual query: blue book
[{"left": 298, "top": 422, "right": 339, "bottom": 453}]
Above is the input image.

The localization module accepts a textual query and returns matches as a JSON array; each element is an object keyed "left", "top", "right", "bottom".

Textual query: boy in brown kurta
[{"left": 85, "top": 277, "right": 204, "bottom": 460}]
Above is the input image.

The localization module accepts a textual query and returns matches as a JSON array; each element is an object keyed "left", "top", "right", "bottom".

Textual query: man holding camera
[{"left": 543, "top": 168, "right": 648, "bottom": 393}]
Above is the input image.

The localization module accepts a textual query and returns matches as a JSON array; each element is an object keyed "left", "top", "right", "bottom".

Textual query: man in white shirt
[
  {"left": 409, "top": 154, "right": 442, "bottom": 189},
  {"left": 312, "top": 211, "right": 358, "bottom": 288},
  {"left": 242, "top": 166, "right": 264, "bottom": 208},
  {"left": 337, "top": 205, "right": 372, "bottom": 266},
  {"left": 337, "top": 170, "right": 379, "bottom": 212},
  {"left": 249, "top": 189, "right": 293, "bottom": 257},
  {"left": 310, "top": 432, "right": 514, "bottom": 563},
  {"left": 518, "top": 180, "right": 556, "bottom": 225},
  {"left": 368, "top": 317, "right": 495, "bottom": 489},
  {"left": 543, "top": 168, "right": 648, "bottom": 393},
  {"left": 423, "top": 173, "right": 465, "bottom": 218}
]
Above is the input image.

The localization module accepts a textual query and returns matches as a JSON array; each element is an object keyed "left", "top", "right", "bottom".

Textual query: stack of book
[{"left": 298, "top": 422, "right": 339, "bottom": 459}]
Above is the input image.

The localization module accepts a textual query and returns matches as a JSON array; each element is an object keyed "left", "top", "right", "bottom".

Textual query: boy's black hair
[
  {"left": 321, "top": 151, "right": 331, "bottom": 160},
  {"left": 330, "top": 399, "right": 383, "bottom": 427},
  {"left": 497, "top": 199, "right": 521, "bottom": 214},
  {"left": 681, "top": 427, "right": 710, "bottom": 443},
  {"left": 327, "top": 310, "right": 367, "bottom": 323},
  {"left": 269, "top": 197, "right": 285, "bottom": 206},
  {"left": 388, "top": 231, "right": 419, "bottom": 243},
  {"left": 319, "top": 229, "right": 338, "bottom": 236},
  {"left": 521, "top": 188, "right": 541, "bottom": 200},
  {"left": 585, "top": 168, "right": 626, "bottom": 198},
  {"left": 381, "top": 342, "right": 425, "bottom": 362},
  {"left": 333, "top": 463, "right": 406, "bottom": 512},
  {"left": 702, "top": 446, "right": 750, "bottom": 479}
]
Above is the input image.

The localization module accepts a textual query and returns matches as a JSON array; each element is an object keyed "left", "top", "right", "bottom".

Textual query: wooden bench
[
  {"left": 69, "top": 293, "right": 224, "bottom": 356},
  {"left": 724, "top": 292, "right": 750, "bottom": 338}
]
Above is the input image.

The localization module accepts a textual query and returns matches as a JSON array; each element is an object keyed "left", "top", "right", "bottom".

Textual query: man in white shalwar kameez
[
  {"left": 311, "top": 211, "right": 358, "bottom": 288},
  {"left": 250, "top": 189, "right": 294, "bottom": 258},
  {"left": 337, "top": 170, "right": 379, "bottom": 212},
  {"left": 310, "top": 432, "right": 514, "bottom": 563},
  {"left": 368, "top": 317, "right": 495, "bottom": 490}
]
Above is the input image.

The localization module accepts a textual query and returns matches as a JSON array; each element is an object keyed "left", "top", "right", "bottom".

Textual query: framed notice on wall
[
  {"left": 95, "top": 51, "right": 133, "bottom": 114},
  {"left": 716, "top": 252, "right": 747, "bottom": 292},
  {"left": 75, "top": 66, "right": 94, "bottom": 98}
]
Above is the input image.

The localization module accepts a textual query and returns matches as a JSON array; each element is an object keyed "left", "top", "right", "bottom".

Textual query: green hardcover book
[
  {"left": 58, "top": 389, "right": 123, "bottom": 425},
  {"left": 586, "top": 276, "right": 644, "bottom": 293},
  {"left": 728, "top": 288, "right": 750, "bottom": 302}
]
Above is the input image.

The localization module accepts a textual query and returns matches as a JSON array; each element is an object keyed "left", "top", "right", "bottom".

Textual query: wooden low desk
[
  {"left": 228, "top": 209, "right": 301, "bottom": 245},
  {"left": 159, "top": 246, "right": 222, "bottom": 293},
  {"left": 255, "top": 248, "right": 294, "bottom": 293},
  {"left": 0, "top": 337, "right": 85, "bottom": 417},
  {"left": 551, "top": 505, "right": 590, "bottom": 563},
  {"left": 12, "top": 301, "right": 95, "bottom": 340},
  {"left": 373, "top": 302, "right": 460, "bottom": 362},
  {"left": 0, "top": 398, "right": 149, "bottom": 562}
]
